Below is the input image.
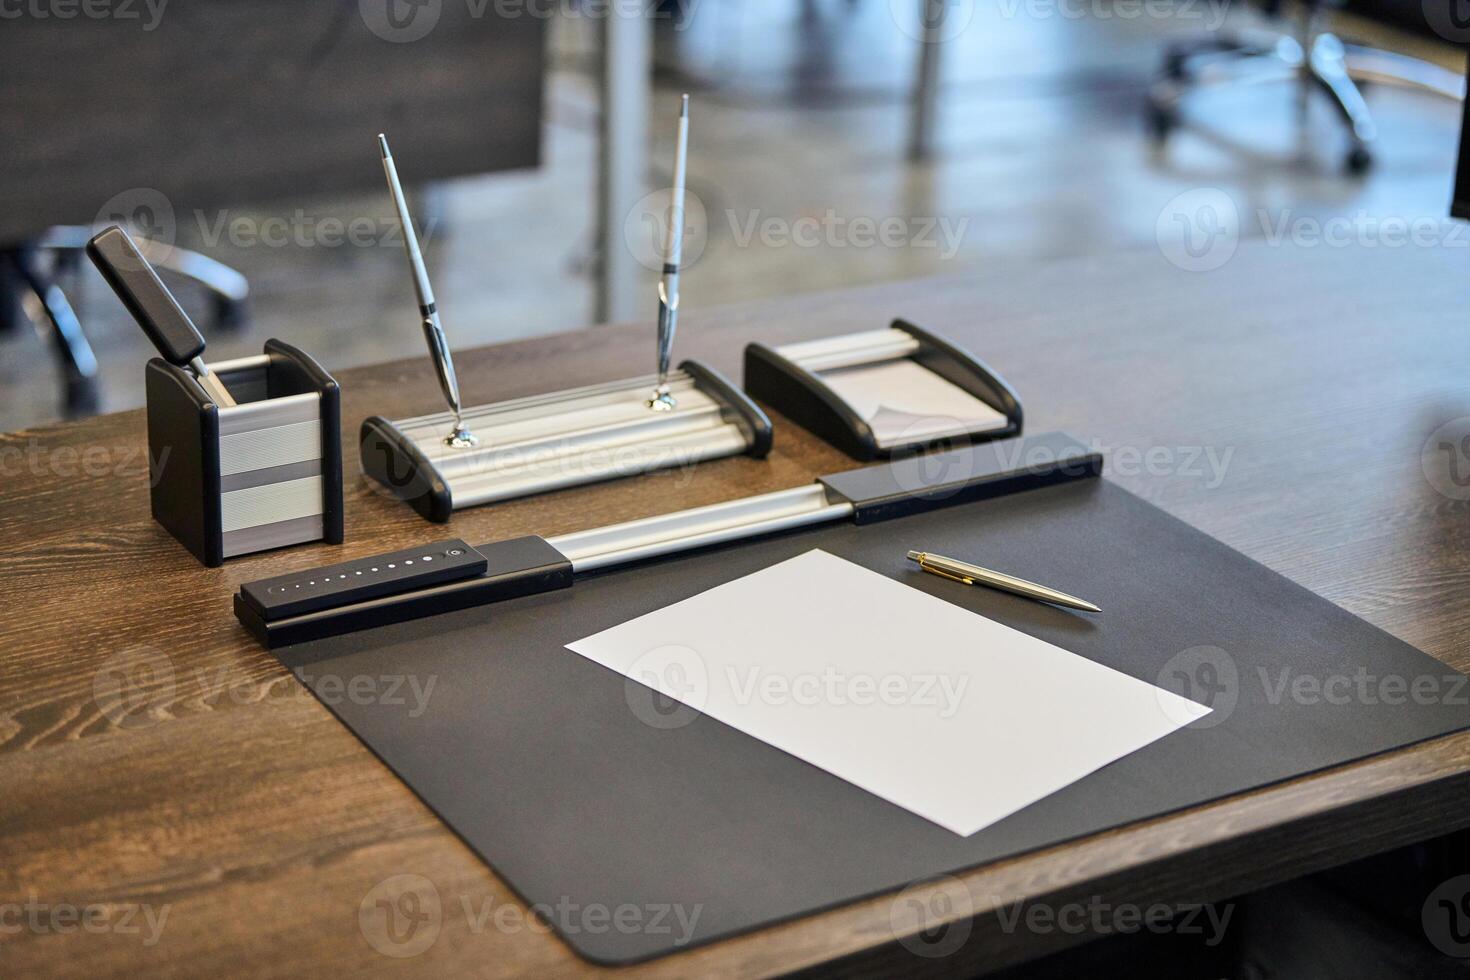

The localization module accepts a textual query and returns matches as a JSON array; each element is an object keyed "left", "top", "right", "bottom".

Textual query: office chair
[
  {"left": 1146, "top": 0, "right": 1463, "bottom": 173},
  {"left": 0, "top": 227, "right": 247, "bottom": 416}
]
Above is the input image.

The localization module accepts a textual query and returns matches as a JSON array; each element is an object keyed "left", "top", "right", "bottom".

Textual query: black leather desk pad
[{"left": 276, "top": 479, "right": 1470, "bottom": 963}]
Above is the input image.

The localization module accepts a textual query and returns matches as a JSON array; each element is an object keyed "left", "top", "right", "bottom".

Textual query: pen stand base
[
  {"left": 359, "top": 360, "right": 772, "bottom": 523},
  {"left": 147, "top": 339, "right": 344, "bottom": 567}
]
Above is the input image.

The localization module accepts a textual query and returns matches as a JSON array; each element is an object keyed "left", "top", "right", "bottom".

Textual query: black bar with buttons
[{"left": 238, "top": 539, "right": 487, "bottom": 621}]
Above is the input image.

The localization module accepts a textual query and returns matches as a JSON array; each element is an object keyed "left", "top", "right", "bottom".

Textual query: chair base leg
[
  {"left": 7, "top": 248, "right": 101, "bottom": 418},
  {"left": 38, "top": 226, "right": 251, "bottom": 331},
  {"left": 0, "top": 251, "right": 24, "bottom": 336},
  {"left": 1147, "top": 25, "right": 1459, "bottom": 175},
  {"left": 0, "top": 228, "right": 251, "bottom": 418}
]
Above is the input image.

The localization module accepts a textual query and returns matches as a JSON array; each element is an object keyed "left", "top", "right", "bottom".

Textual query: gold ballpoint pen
[{"left": 906, "top": 551, "right": 1101, "bottom": 613}]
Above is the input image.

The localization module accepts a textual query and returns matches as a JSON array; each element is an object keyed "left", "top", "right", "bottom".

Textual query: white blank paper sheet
[{"left": 566, "top": 550, "right": 1210, "bottom": 837}]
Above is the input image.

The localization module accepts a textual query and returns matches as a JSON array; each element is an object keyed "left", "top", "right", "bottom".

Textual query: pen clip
[{"left": 918, "top": 560, "right": 973, "bottom": 586}]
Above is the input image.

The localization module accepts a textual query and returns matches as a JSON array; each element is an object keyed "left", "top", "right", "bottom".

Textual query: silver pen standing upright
[
  {"left": 648, "top": 94, "right": 690, "bottom": 412},
  {"left": 378, "top": 134, "right": 477, "bottom": 448}
]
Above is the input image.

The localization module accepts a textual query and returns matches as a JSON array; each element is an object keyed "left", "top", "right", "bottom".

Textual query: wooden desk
[{"left": 5, "top": 240, "right": 1470, "bottom": 977}]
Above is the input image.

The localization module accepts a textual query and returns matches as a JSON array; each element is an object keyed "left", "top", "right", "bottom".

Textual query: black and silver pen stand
[
  {"left": 744, "top": 319, "right": 1022, "bottom": 460},
  {"left": 359, "top": 360, "right": 771, "bottom": 523},
  {"left": 147, "top": 339, "right": 343, "bottom": 567}
]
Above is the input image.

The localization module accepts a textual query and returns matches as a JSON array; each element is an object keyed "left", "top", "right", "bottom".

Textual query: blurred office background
[{"left": 0, "top": 0, "right": 1463, "bottom": 432}]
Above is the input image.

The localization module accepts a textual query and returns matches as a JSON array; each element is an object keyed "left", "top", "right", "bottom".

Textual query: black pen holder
[{"left": 146, "top": 338, "right": 343, "bottom": 567}]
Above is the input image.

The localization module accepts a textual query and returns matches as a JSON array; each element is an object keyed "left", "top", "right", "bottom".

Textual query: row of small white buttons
[{"left": 268, "top": 548, "right": 462, "bottom": 593}]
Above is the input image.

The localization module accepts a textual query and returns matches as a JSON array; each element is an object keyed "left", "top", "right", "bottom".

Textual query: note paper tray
[
  {"left": 359, "top": 360, "right": 772, "bottom": 522},
  {"left": 744, "top": 319, "right": 1021, "bottom": 460}
]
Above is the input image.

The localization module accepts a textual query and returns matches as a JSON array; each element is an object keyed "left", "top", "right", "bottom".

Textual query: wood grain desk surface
[{"left": 4, "top": 240, "right": 1470, "bottom": 978}]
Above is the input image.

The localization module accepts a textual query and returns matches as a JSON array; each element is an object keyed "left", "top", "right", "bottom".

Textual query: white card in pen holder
[{"left": 743, "top": 319, "right": 1022, "bottom": 460}]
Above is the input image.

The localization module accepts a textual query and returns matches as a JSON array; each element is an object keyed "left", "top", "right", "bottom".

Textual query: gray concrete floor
[{"left": 2, "top": 1, "right": 1463, "bottom": 431}]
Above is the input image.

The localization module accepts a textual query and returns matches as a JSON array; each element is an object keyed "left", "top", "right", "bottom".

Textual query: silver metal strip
[
  {"left": 774, "top": 327, "right": 906, "bottom": 357},
  {"left": 548, "top": 484, "right": 853, "bottom": 573},
  {"left": 220, "top": 475, "right": 323, "bottom": 533},
  {"left": 413, "top": 385, "right": 721, "bottom": 473},
  {"left": 220, "top": 419, "right": 322, "bottom": 474},
  {"left": 774, "top": 328, "right": 920, "bottom": 373},
  {"left": 217, "top": 392, "right": 320, "bottom": 435},
  {"left": 454, "top": 425, "right": 750, "bottom": 508},
  {"left": 222, "top": 514, "right": 325, "bottom": 559},
  {"left": 431, "top": 401, "right": 726, "bottom": 481},
  {"left": 396, "top": 370, "right": 697, "bottom": 430},
  {"left": 208, "top": 353, "right": 272, "bottom": 375}
]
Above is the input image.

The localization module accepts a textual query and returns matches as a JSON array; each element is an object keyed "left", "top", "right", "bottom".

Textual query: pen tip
[
  {"left": 905, "top": 551, "right": 923, "bottom": 562},
  {"left": 377, "top": 133, "right": 390, "bottom": 156},
  {"left": 680, "top": 93, "right": 689, "bottom": 116}
]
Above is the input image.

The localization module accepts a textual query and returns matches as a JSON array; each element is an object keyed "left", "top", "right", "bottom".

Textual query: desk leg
[
  {"left": 907, "top": 0, "right": 949, "bottom": 162},
  {"left": 597, "top": 8, "right": 652, "bottom": 325}
]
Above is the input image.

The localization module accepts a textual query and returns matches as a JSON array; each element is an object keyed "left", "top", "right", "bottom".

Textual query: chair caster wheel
[
  {"left": 211, "top": 293, "right": 249, "bottom": 330},
  {"left": 0, "top": 289, "right": 22, "bottom": 335},
  {"left": 64, "top": 377, "right": 100, "bottom": 418},
  {"left": 1345, "top": 146, "right": 1372, "bottom": 176},
  {"left": 1147, "top": 101, "right": 1177, "bottom": 143},
  {"left": 54, "top": 249, "right": 83, "bottom": 275}
]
